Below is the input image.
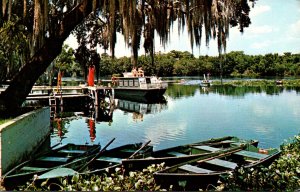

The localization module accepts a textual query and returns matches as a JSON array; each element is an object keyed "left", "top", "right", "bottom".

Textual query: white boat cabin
[{"left": 117, "top": 76, "right": 166, "bottom": 89}]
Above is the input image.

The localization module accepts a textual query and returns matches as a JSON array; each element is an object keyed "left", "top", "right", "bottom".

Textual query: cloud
[
  {"left": 248, "top": 25, "right": 273, "bottom": 35},
  {"left": 251, "top": 41, "right": 271, "bottom": 49},
  {"left": 250, "top": 5, "right": 271, "bottom": 17},
  {"left": 288, "top": 19, "right": 300, "bottom": 39}
]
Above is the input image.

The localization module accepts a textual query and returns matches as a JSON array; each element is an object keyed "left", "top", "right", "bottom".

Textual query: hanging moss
[{"left": 92, "top": 0, "right": 257, "bottom": 67}]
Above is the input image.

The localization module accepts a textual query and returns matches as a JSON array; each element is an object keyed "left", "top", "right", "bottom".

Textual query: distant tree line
[
  {"left": 107, "top": 50, "right": 300, "bottom": 78},
  {"left": 45, "top": 46, "right": 300, "bottom": 84}
]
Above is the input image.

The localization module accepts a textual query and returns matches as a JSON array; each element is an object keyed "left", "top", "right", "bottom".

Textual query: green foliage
[
  {"left": 33, "top": 50, "right": 300, "bottom": 85},
  {"left": 36, "top": 45, "right": 82, "bottom": 85},
  {"left": 19, "top": 164, "right": 166, "bottom": 191},
  {"left": 166, "top": 84, "right": 199, "bottom": 99},
  {"left": 15, "top": 134, "right": 300, "bottom": 191},
  {"left": 99, "top": 51, "right": 300, "bottom": 78},
  {"left": 54, "top": 45, "right": 81, "bottom": 77},
  {"left": 230, "top": 69, "right": 242, "bottom": 77},
  {"left": 242, "top": 69, "right": 259, "bottom": 78},
  {"left": 0, "top": 118, "right": 11, "bottom": 124},
  {"left": 220, "top": 135, "right": 300, "bottom": 191},
  {"left": 0, "top": 18, "right": 29, "bottom": 82}
]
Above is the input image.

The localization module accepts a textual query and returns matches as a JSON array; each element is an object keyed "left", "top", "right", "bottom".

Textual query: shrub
[{"left": 19, "top": 163, "right": 166, "bottom": 191}]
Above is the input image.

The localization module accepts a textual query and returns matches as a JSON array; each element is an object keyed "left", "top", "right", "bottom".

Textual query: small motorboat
[{"left": 113, "top": 68, "right": 168, "bottom": 102}]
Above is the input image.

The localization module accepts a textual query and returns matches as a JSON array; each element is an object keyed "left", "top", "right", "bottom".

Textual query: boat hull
[
  {"left": 29, "top": 142, "right": 154, "bottom": 190},
  {"left": 153, "top": 144, "right": 281, "bottom": 190},
  {"left": 114, "top": 87, "right": 167, "bottom": 102},
  {"left": 122, "top": 136, "right": 258, "bottom": 172},
  {"left": 81, "top": 143, "right": 153, "bottom": 175},
  {"left": 2, "top": 144, "right": 101, "bottom": 190}
]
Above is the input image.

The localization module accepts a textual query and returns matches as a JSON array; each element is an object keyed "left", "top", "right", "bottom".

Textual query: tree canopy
[{"left": 0, "top": 0, "right": 257, "bottom": 113}]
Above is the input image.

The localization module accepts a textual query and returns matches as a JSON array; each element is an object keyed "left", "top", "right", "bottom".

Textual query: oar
[
  {"left": 78, "top": 138, "right": 116, "bottom": 172},
  {"left": 128, "top": 140, "right": 151, "bottom": 159}
]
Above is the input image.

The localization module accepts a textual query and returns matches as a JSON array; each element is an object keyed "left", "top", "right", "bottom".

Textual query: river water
[{"left": 50, "top": 81, "right": 300, "bottom": 151}]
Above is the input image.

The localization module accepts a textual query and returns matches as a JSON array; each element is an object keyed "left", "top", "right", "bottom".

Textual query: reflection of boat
[
  {"left": 116, "top": 98, "right": 167, "bottom": 115},
  {"left": 154, "top": 143, "right": 280, "bottom": 190},
  {"left": 275, "top": 80, "right": 283, "bottom": 85},
  {"left": 113, "top": 70, "right": 168, "bottom": 102},
  {"left": 2, "top": 143, "right": 101, "bottom": 189},
  {"left": 122, "top": 136, "right": 258, "bottom": 172}
]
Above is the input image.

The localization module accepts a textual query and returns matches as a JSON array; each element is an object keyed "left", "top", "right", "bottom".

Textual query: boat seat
[
  {"left": 167, "top": 151, "right": 186, "bottom": 157},
  {"left": 96, "top": 156, "right": 122, "bottom": 164},
  {"left": 20, "top": 166, "right": 48, "bottom": 172},
  {"left": 234, "top": 150, "right": 268, "bottom": 159},
  {"left": 36, "top": 156, "right": 70, "bottom": 163},
  {"left": 58, "top": 149, "right": 86, "bottom": 154},
  {"left": 192, "top": 145, "right": 220, "bottom": 152},
  {"left": 120, "top": 148, "right": 138, "bottom": 153},
  {"left": 206, "top": 158, "right": 237, "bottom": 170},
  {"left": 120, "top": 148, "right": 148, "bottom": 154},
  {"left": 179, "top": 164, "right": 213, "bottom": 174},
  {"left": 216, "top": 140, "right": 235, "bottom": 144}
]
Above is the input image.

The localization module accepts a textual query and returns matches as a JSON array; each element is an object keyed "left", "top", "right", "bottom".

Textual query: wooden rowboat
[
  {"left": 81, "top": 141, "right": 153, "bottom": 175},
  {"left": 122, "top": 136, "right": 258, "bottom": 172},
  {"left": 35, "top": 141, "right": 153, "bottom": 183},
  {"left": 2, "top": 143, "right": 101, "bottom": 190},
  {"left": 153, "top": 143, "right": 281, "bottom": 190}
]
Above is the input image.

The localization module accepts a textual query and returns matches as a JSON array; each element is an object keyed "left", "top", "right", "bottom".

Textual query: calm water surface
[{"left": 51, "top": 81, "right": 300, "bottom": 150}]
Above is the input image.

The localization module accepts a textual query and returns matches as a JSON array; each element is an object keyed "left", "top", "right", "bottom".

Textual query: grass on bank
[
  {"left": 17, "top": 134, "right": 300, "bottom": 191},
  {"left": 0, "top": 118, "right": 11, "bottom": 125},
  {"left": 212, "top": 79, "right": 300, "bottom": 87}
]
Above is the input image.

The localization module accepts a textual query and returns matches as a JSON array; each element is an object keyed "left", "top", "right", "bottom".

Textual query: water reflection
[
  {"left": 50, "top": 96, "right": 168, "bottom": 145},
  {"left": 166, "top": 81, "right": 300, "bottom": 99},
  {"left": 85, "top": 106, "right": 113, "bottom": 143},
  {"left": 51, "top": 117, "right": 68, "bottom": 143},
  {"left": 166, "top": 84, "right": 199, "bottom": 99},
  {"left": 47, "top": 82, "right": 300, "bottom": 151},
  {"left": 87, "top": 117, "right": 96, "bottom": 142},
  {"left": 202, "top": 85, "right": 285, "bottom": 97},
  {"left": 116, "top": 98, "right": 167, "bottom": 122}
]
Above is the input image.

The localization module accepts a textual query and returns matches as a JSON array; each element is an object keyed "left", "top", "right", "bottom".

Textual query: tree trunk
[{"left": 0, "top": 0, "right": 95, "bottom": 113}]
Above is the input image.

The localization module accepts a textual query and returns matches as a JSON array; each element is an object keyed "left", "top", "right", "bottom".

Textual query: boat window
[
  {"left": 134, "top": 79, "right": 139, "bottom": 87},
  {"left": 124, "top": 80, "right": 128, "bottom": 87},
  {"left": 119, "top": 80, "right": 124, "bottom": 87},
  {"left": 129, "top": 80, "right": 134, "bottom": 87},
  {"left": 146, "top": 78, "right": 151, "bottom": 84}
]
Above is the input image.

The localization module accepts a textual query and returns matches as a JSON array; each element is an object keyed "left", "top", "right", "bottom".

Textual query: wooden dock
[
  {"left": 27, "top": 85, "right": 112, "bottom": 100},
  {"left": 23, "top": 85, "right": 113, "bottom": 118}
]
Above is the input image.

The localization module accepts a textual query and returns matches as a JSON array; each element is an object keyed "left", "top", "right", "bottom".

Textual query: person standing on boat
[
  {"left": 132, "top": 67, "right": 137, "bottom": 77},
  {"left": 138, "top": 67, "right": 144, "bottom": 77},
  {"left": 111, "top": 76, "right": 117, "bottom": 86}
]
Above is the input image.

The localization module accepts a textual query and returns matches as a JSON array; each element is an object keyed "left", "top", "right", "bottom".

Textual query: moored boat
[
  {"left": 122, "top": 136, "right": 258, "bottom": 172},
  {"left": 153, "top": 143, "right": 281, "bottom": 190},
  {"left": 1, "top": 143, "right": 101, "bottom": 190},
  {"left": 34, "top": 141, "right": 153, "bottom": 183},
  {"left": 113, "top": 68, "right": 167, "bottom": 102},
  {"left": 80, "top": 141, "right": 153, "bottom": 175},
  {"left": 200, "top": 73, "right": 211, "bottom": 87}
]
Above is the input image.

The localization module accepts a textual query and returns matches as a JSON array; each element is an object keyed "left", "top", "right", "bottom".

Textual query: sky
[{"left": 65, "top": 0, "right": 300, "bottom": 57}]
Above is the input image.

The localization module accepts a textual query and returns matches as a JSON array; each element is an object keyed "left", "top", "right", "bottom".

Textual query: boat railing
[{"left": 140, "top": 82, "right": 167, "bottom": 89}]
